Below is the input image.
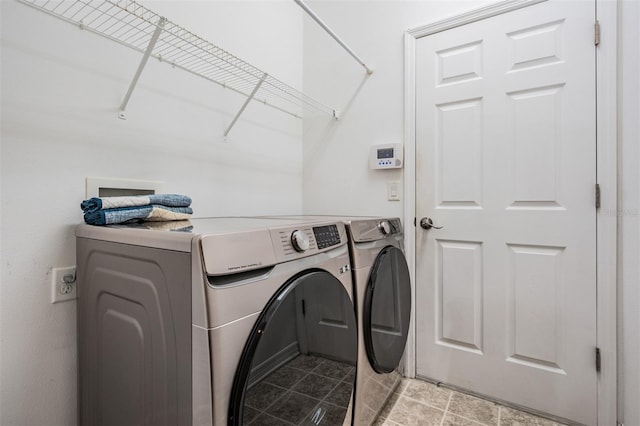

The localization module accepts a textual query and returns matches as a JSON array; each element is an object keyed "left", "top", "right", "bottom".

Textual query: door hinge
[
  {"left": 595, "top": 20, "right": 601, "bottom": 46},
  {"left": 414, "top": 217, "right": 416, "bottom": 227},
  {"left": 595, "top": 183, "right": 601, "bottom": 209},
  {"left": 301, "top": 299, "right": 306, "bottom": 316},
  {"left": 596, "top": 347, "right": 601, "bottom": 372}
]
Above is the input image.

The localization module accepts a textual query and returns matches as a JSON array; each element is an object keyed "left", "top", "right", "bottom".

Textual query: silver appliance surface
[
  {"left": 257, "top": 215, "right": 412, "bottom": 425},
  {"left": 344, "top": 217, "right": 410, "bottom": 425},
  {"left": 76, "top": 217, "right": 339, "bottom": 251},
  {"left": 76, "top": 217, "right": 357, "bottom": 426}
]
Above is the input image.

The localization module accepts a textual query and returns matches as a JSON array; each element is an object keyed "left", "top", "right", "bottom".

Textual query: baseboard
[{"left": 248, "top": 342, "right": 300, "bottom": 388}]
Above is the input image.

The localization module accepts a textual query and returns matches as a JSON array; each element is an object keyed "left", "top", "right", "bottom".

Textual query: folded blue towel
[
  {"left": 84, "top": 205, "right": 193, "bottom": 226},
  {"left": 81, "top": 194, "right": 191, "bottom": 213}
]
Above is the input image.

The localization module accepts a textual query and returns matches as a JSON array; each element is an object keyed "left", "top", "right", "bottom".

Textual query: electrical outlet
[{"left": 51, "top": 266, "right": 77, "bottom": 304}]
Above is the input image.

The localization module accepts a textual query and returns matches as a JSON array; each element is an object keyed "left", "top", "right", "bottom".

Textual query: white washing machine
[
  {"left": 76, "top": 217, "right": 358, "bottom": 426},
  {"left": 258, "top": 216, "right": 412, "bottom": 425}
]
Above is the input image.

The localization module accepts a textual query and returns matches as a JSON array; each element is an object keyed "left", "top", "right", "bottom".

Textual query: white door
[
  {"left": 300, "top": 272, "right": 358, "bottom": 364},
  {"left": 414, "top": 1, "right": 597, "bottom": 424}
]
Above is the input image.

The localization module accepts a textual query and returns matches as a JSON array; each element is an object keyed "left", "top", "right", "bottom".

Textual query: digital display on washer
[
  {"left": 313, "top": 225, "right": 341, "bottom": 249},
  {"left": 377, "top": 148, "right": 394, "bottom": 159}
]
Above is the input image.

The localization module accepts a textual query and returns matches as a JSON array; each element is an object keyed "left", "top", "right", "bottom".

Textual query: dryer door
[
  {"left": 229, "top": 270, "right": 357, "bottom": 426},
  {"left": 364, "top": 246, "right": 411, "bottom": 374}
]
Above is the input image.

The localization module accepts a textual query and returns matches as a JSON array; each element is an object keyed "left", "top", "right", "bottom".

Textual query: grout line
[
  {"left": 442, "top": 409, "right": 494, "bottom": 426},
  {"left": 255, "top": 374, "right": 313, "bottom": 420},
  {"left": 440, "top": 391, "right": 454, "bottom": 426},
  {"left": 319, "top": 377, "right": 349, "bottom": 406},
  {"left": 444, "top": 413, "right": 489, "bottom": 426},
  {"left": 264, "top": 370, "right": 309, "bottom": 392},
  {"left": 402, "top": 378, "right": 566, "bottom": 426},
  {"left": 400, "top": 392, "right": 451, "bottom": 412},
  {"left": 387, "top": 394, "right": 447, "bottom": 425},
  {"left": 247, "top": 409, "right": 296, "bottom": 426},
  {"left": 248, "top": 356, "right": 355, "bottom": 426}
]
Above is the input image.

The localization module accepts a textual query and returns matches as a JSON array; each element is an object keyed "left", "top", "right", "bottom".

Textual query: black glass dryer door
[
  {"left": 229, "top": 270, "right": 357, "bottom": 426},
  {"left": 364, "top": 245, "right": 411, "bottom": 374}
]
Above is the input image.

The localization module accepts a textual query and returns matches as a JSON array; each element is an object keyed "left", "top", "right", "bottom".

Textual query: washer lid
[{"left": 364, "top": 245, "right": 412, "bottom": 373}]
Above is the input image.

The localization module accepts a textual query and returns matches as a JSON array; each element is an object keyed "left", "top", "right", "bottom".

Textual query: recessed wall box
[
  {"left": 85, "top": 177, "right": 163, "bottom": 198},
  {"left": 369, "top": 143, "right": 403, "bottom": 170}
]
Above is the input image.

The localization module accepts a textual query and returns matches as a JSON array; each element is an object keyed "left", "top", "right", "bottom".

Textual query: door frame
[{"left": 402, "top": 1, "right": 618, "bottom": 424}]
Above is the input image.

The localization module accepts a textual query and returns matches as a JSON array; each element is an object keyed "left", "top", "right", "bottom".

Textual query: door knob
[{"left": 420, "top": 217, "right": 443, "bottom": 230}]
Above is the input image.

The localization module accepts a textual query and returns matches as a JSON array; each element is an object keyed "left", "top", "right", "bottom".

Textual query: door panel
[
  {"left": 303, "top": 272, "right": 358, "bottom": 363},
  {"left": 507, "top": 243, "right": 566, "bottom": 372},
  {"left": 414, "top": 1, "right": 596, "bottom": 424},
  {"left": 437, "top": 240, "right": 483, "bottom": 353},
  {"left": 437, "top": 99, "right": 483, "bottom": 207}
]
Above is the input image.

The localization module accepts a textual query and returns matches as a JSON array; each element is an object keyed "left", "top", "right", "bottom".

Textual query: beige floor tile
[
  {"left": 443, "top": 412, "right": 487, "bottom": 426},
  {"left": 378, "top": 379, "right": 568, "bottom": 426},
  {"left": 360, "top": 405, "right": 377, "bottom": 425},
  {"left": 386, "top": 396, "right": 445, "bottom": 426},
  {"left": 377, "top": 391, "right": 402, "bottom": 421},
  {"left": 362, "top": 376, "right": 394, "bottom": 413},
  {"left": 372, "top": 418, "right": 401, "bottom": 426},
  {"left": 499, "top": 407, "right": 565, "bottom": 426},
  {"left": 395, "top": 378, "right": 411, "bottom": 395},
  {"left": 402, "top": 380, "right": 451, "bottom": 410},
  {"left": 447, "top": 392, "right": 499, "bottom": 425}
]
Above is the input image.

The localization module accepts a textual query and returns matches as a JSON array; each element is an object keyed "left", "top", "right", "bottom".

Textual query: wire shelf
[{"left": 18, "top": 0, "right": 337, "bottom": 121}]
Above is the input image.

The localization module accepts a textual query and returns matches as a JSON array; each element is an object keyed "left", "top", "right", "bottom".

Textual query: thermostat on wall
[{"left": 369, "top": 143, "right": 403, "bottom": 169}]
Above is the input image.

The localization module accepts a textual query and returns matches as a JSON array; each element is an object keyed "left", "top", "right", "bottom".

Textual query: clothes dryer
[
  {"left": 343, "top": 217, "right": 411, "bottom": 425},
  {"left": 256, "top": 216, "right": 412, "bottom": 425},
  {"left": 76, "top": 217, "right": 358, "bottom": 426}
]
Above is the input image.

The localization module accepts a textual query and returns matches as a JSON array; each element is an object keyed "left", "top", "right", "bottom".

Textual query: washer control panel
[
  {"left": 272, "top": 222, "right": 347, "bottom": 261},
  {"left": 313, "top": 225, "right": 341, "bottom": 249},
  {"left": 199, "top": 220, "right": 348, "bottom": 276}
]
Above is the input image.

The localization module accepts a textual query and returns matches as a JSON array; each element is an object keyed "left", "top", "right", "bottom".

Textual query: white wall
[
  {"left": 0, "top": 1, "right": 303, "bottom": 424},
  {"left": 302, "top": 1, "right": 640, "bottom": 425},
  {"left": 3, "top": 0, "right": 640, "bottom": 424},
  {"left": 619, "top": 1, "right": 640, "bottom": 425},
  {"left": 301, "top": 0, "right": 493, "bottom": 216},
  {"left": 0, "top": 0, "right": 3, "bottom": 420}
]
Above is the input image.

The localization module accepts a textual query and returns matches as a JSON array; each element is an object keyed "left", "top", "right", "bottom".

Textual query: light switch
[{"left": 388, "top": 181, "right": 401, "bottom": 201}]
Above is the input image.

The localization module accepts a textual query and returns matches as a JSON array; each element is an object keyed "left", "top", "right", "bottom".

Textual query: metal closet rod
[{"left": 293, "top": 0, "right": 373, "bottom": 75}]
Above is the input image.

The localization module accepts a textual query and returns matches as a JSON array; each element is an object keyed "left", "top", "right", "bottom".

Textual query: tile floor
[
  {"left": 376, "top": 379, "right": 568, "bottom": 426},
  {"left": 243, "top": 354, "right": 567, "bottom": 426},
  {"left": 243, "top": 355, "right": 356, "bottom": 425}
]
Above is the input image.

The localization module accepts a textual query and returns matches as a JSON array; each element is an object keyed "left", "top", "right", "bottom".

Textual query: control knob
[
  {"left": 291, "top": 230, "right": 310, "bottom": 252},
  {"left": 378, "top": 220, "right": 391, "bottom": 235}
]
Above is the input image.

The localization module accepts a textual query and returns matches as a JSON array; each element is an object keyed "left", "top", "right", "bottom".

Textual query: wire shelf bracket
[
  {"left": 17, "top": 0, "right": 340, "bottom": 133},
  {"left": 224, "top": 72, "right": 267, "bottom": 137},
  {"left": 118, "top": 17, "right": 165, "bottom": 119}
]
